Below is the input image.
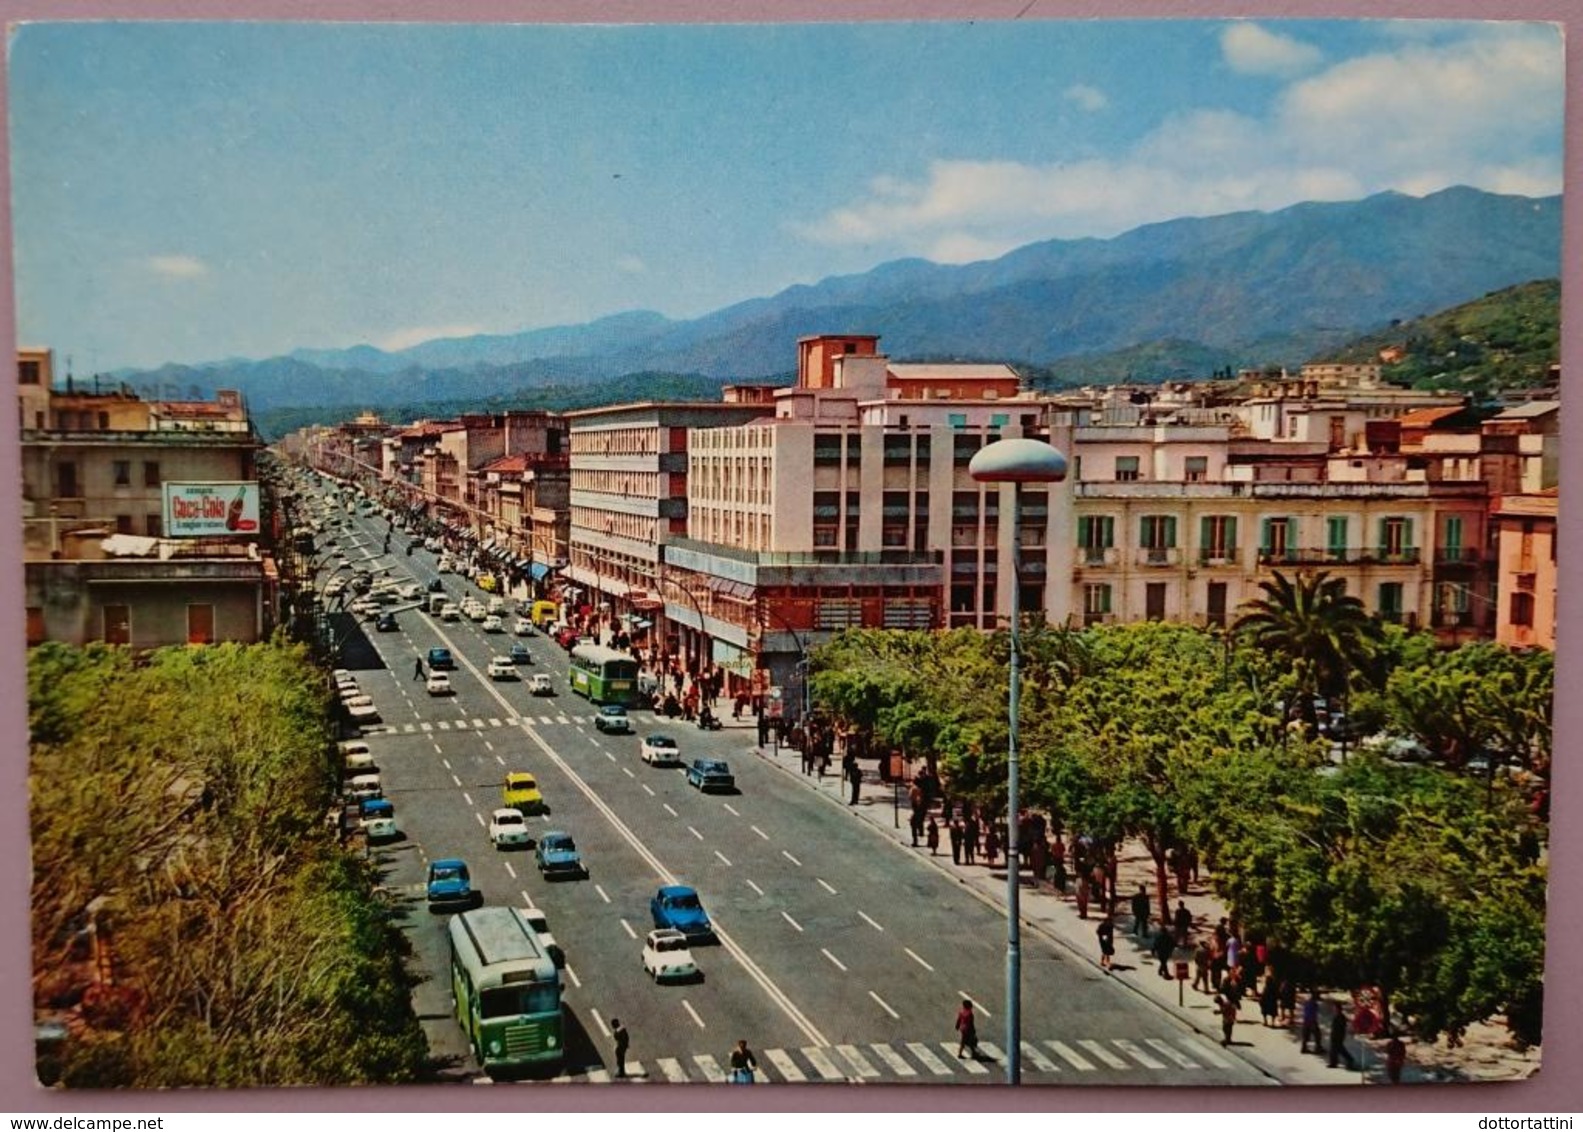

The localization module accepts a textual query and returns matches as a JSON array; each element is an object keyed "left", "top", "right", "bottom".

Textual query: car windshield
[
  {"left": 657, "top": 937, "right": 688, "bottom": 953},
  {"left": 496, "top": 814, "right": 523, "bottom": 827},
  {"left": 669, "top": 893, "right": 700, "bottom": 909},
  {"left": 510, "top": 776, "right": 537, "bottom": 789},
  {"left": 546, "top": 836, "right": 575, "bottom": 851},
  {"left": 652, "top": 737, "right": 675, "bottom": 747},
  {"left": 431, "top": 865, "right": 466, "bottom": 882}
]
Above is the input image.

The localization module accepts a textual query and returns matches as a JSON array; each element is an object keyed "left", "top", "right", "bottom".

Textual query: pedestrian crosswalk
[
  {"left": 366, "top": 714, "right": 612, "bottom": 735},
  {"left": 478, "top": 1034, "right": 1240, "bottom": 1085}
]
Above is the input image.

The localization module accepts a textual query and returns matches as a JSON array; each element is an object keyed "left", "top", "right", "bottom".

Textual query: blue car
[
  {"left": 509, "top": 641, "right": 533, "bottom": 665},
  {"left": 426, "top": 858, "right": 476, "bottom": 911},
  {"left": 535, "top": 831, "right": 589, "bottom": 880},
  {"left": 650, "top": 884, "right": 713, "bottom": 942},
  {"left": 427, "top": 646, "right": 455, "bottom": 671},
  {"left": 686, "top": 758, "right": 735, "bottom": 793}
]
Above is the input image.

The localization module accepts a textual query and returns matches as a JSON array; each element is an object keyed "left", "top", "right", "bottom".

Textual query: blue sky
[{"left": 8, "top": 18, "right": 1564, "bottom": 373}]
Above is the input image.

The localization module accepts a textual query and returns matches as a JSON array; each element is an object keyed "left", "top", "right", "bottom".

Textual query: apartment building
[
  {"left": 20, "top": 349, "right": 275, "bottom": 648},
  {"left": 1491, "top": 489, "right": 1558, "bottom": 650}
]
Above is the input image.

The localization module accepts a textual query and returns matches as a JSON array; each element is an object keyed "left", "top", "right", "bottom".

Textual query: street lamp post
[{"left": 968, "top": 436, "right": 1068, "bottom": 1087}]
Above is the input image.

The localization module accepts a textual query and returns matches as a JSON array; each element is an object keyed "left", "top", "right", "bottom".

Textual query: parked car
[
  {"left": 426, "top": 859, "right": 476, "bottom": 911},
  {"left": 482, "top": 614, "right": 505, "bottom": 633},
  {"left": 594, "top": 704, "right": 632, "bottom": 734},
  {"left": 502, "top": 771, "right": 545, "bottom": 814},
  {"left": 529, "top": 673, "right": 554, "bottom": 696},
  {"left": 345, "top": 773, "right": 382, "bottom": 802},
  {"left": 486, "top": 656, "right": 519, "bottom": 680},
  {"left": 488, "top": 807, "right": 532, "bottom": 849},
  {"left": 359, "top": 798, "right": 397, "bottom": 842},
  {"left": 343, "top": 699, "right": 381, "bottom": 724},
  {"left": 509, "top": 642, "right": 533, "bottom": 665},
  {"left": 519, "top": 905, "right": 565, "bottom": 968},
  {"left": 641, "top": 928, "right": 701, "bottom": 983},
  {"left": 534, "top": 831, "right": 588, "bottom": 880},
  {"left": 426, "top": 673, "right": 454, "bottom": 696},
  {"left": 650, "top": 885, "right": 713, "bottom": 942},
  {"left": 641, "top": 734, "right": 682, "bottom": 767},
  {"left": 427, "top": 646, "right": 455, "bottom": 671},
  {"left": 686, "top": 758, "right": 735, "bottom": 793}
]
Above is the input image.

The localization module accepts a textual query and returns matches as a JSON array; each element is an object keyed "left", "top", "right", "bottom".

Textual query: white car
[
  {"left": 513, "top": 618, "right": 535, "bottom": 636},
  {"left": 425, "top": 673, "right": 453, "bottom": 696},
  {"left": 486, "top": 657, "right": 519, "bottom": 680},
  {"left": 482, "top": 615, "right": 505, "bottom": 633},
  {"left": 487, "top": 597, "right": 506, "bottom": 615},
  {"left": 399, "top": 583, "right": 423, "bottom": 600},
  {"left": 323, "top": 578, "right": 346, "bottom": 598},
  {"left": 641, "top": 734, "right": 682, "bottom": 767},
  {"left": 529, "top": 673, "right": 554, "bottom": 696},
  {"left": 440, "top": 603, "right": 461, "bottom": 622},
  {"left": 489, "top": 807, "right": 531, "bottom": 848},
  {"left": 467, "top": 604, "right": 487, "bottom": 623},
  {"left": 641, "top": 928, "right": 700, "bottom": 983},
  {"left": 340, "top": 690, "right": 374, "bottom": 709},
  {"left": 519, "top": 904, "right": 565, "bottom": 968}
]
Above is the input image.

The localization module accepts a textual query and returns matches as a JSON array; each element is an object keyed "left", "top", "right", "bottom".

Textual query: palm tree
[{"left": 1232, "top": 569, "right": 1382, "bottom": 735}]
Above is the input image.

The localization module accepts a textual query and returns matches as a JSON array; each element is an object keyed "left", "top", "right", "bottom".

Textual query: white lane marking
[
  {"left": 431, "top": 741, "right": 442, "bottom": 752},
  {"left": 781, "top": 911, "right": 804, "bottom": 933},
  {"left": 1183, "top": 1038, "right": 1233, "bottom": 1068},
  {"left": 441, "top": 759, "right": 452, "bottom": 770},
  {"left": 941, "top": 1043, "right": 989, "bottom": 1074},
  {"left": 682, "top": 1001, "right": 707, "bottom": 1032},
  {"left": 590, "top": 1012, "right": 611, "bottom": 1039},
  {"left": 495, "top": 754, "right": 505, "bottom": 766},
  {"left": 907, "top": 1042, "right": 954, "bottom": 1076},
  {"left": 1078, "top": 1039, "right": 1129, "bottom": 1069},
  {"left": 460, "top": 789, "right": 471, "bottom": 803},
  {"left": 619, "top": 919, "right": 637, "bottom": 940},
  {"left": 870, "top": 1044, "right": 915, "bottom": 1077},
  {"left": 750, "top": 825, "right": 769, "bottom": 840},
  {"left": 1146, "top": 1037, "right": 1198, "bottom": 1069},
  {"left": 958, "top": 992, "right": 990, "bottom": 1017},
  {"left": 821, "top": 948, "right": 846, "bottom": 972},
  {"left": 835, "top": 1044, "right": 880, "bottom": 1077},
  {"left": 782, "top": 850, "right": 802, "bottom": 867},
  {"left": 563, "top": 965, "right": 582, "bottom": 989},
  {"left": 817, "top": 878, "right": 838, "bottom": 895},
  {"left": 1047, "top": 1040, "right": 1097, "bottom": 1071},
  {"left": 604, "top": 751, "right": 616, "bottom": 763},
  {"left": 484, "top": 740, "right": 493, "bottom": 751},
  {"left": 641, "top": 784, "right": 655, "bottom": 796},
  {"left": 687, "top": 825, "right": 705, "bottom": 841},
  {"left": 1021, "top": 1041, "right": 1060, "bottom": 1073},
  {"left": 452, "top": 720, "right": 468, "bottom": 730},
  {"left": 722, "top": 803, "right": 740, "bottom": 816},
  {"left": 521, "top": 890, "right": 533, "bottom": 905},
  {"left": 1114, "top": 1038, "right": 1166, "bottom": 1069},
  {"left": 859, "top": 911, "right": 885, "bottom": 932},
  {"left": 474, "top": 813, "right": 485, "bottom": 827},
  {"left": 657, "top": 1058, "right": 688, "bottom": 1083},
  {"left": 714, "top": 850, "right": 732, "bottom": 867},
  {"left": 622, "top": 766, "right": 636, "bottom": 779},
  {"left": 539, "top": 716, "right": 553, "bottom": 724},
  {"left": 802, "top": 1046, "right": 846, "bottom": 1081},
  {"left": 866, "top": 992, "right": 900, "bottom": 1022},
  {"left": 904, "top": 947, "right": 934, "bottom": 972},
  {"left": 622, "top": 1059, "right": 644, "bottom": 1079},
  {"left": 403, "top": 724, "right": 416, "bottom": 733},
  {"left": 765, "top": 1048, "right": 806, "bottom": 1083},
  {"left": 663, "top": 803, "right": 679, "bottom": 817},
  {"left": 691, "top": 1053, "right": 724, "bottom": 1082},
  {"left": 745, "top": 879, "right": 764, "bottom": 896},
  {"left": 594, "top": 884, "right": 612, "bottom": 904},
  {"left": 452, "top": 775, "right": 463, "bottom": 788},
  {"left": 502, "top": 861, "right": 516, "bottom": 879}
]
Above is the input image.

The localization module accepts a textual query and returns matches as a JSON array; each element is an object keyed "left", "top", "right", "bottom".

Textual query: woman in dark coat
[{"left": 1096, "top": 914, "right": 1116, "bottom": 972}]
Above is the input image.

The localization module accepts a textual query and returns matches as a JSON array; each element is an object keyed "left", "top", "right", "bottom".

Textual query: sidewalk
[{"left": 742, "top": 734, "right": 1539, "bottom": 1087}]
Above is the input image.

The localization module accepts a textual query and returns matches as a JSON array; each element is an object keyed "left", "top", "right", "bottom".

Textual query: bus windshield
[{"left": 479, "top": 982, "right": 559, "bottom": 1019}]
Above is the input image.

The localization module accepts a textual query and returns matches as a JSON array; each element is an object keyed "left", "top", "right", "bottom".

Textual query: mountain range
[{"left": 115, "top": 185, "right": 1560, "bottom": 416}]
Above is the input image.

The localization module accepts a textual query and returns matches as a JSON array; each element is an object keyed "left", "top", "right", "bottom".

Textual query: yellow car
[
  {"left": 502, "top": 771, "right": 545, "bottom": 815},
  {"left": 478, "top": 575, "right": 497, "bottom": 593}
]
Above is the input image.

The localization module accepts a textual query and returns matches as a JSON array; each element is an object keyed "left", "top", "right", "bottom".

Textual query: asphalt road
[{"left": 309, "top": 488, "right": 1269, "bottom": 1089}]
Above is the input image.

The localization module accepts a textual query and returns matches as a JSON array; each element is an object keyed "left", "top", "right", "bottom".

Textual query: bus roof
[
  {"left": 570, "top": 644, "right": 638, "bottom": 666},
  {"left": 451, "top": 906, "right": 552, "bottom": 970}
]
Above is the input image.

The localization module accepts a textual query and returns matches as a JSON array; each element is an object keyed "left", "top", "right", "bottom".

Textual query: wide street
[{"left": 318, "top": 495, "right": 1268, "bottom": 1089}]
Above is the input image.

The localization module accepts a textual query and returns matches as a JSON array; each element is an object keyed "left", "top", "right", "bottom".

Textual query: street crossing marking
[
  {"left": 556, "top": 715, "right": 570, "bottom": 724},
  {"left": 585, "top": 1068, "right": 610, "bottom": 1084},
  {"left": 1046, "top": 1040, "right": 1097, "bottom": 1071},
  {"left": 421, "top": 722, "right": 433, "bottom": 732},
  {"left": 656, "top": 1058, "right": 688, "bottom": 1083},
  {"left": 438, "top": 721, "right": 451, "bottom": 731},
  {"left": 1020, "top": 1041, "right": 1060, "bottom": 1073},
  {"left": 764, "top": 1048, "right": 806, "bottom": 1083},
  {"left": 869, "top": 1043, "right": 915, "bottom": 1077},
  {"left": 801, "top": 1046, "right": 846, "bottom": 1081},
  {"left": 907, "top": 1042, "right": 954, "bottom": 1076},
  {"left": 1145, "top": 1037, "right": 1198, "bottom": 1069},
  {"left": 540, "top": 715, "right": 554, "bottom": 724},
  {"left": 941, "top": 1043, "right": 989, "bottom": 1074},
  {"left": 978, "top": 1041, "right": 1007, "bottom": 1064},
  {"left": 472, "top": 718, "right": 486, "bottom": 728},
  {"left": 505, "top": 717, "right": 519, "bottom": 726},
  {"left": 403, "top": 723, "right": 417, "bottom": 733},
  {"left": 834, "top": 1044, "right": 879, "bottom": 1078},
  {"left": 691, "top": 1054, "right": 725, "bottom": 1084},
  {"left": 1183, "top": 1039, "right": 1233, "bottom": 1068},
  {"left": 489, "top": 718, "right": 502, "bottom": 727},
  {"left": 624, "top": 1060, "right": 645, "bottom": 1081},
  {"left": 454, "top": 719, "right": 470, "bottom": 729},
  {"left": 1078, "top": 1039, "right": 1129, "bottom": 1069},
  {"left": 1114, "top": 1038, "right": 1167, "bottom": 1068}
]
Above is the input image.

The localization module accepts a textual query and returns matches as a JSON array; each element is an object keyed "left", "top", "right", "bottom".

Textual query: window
[
  {"left": 147, "top": 513, "right": 162, "bottom": 537},
  {"left": 1072, "top": 455, "right": 1082, "bottom": 480},
  {"left": 103, "top": 605, "right": 131, "bottom": 645},
  {"left": 1083, "top": 583, "right": 1112, "bottom": 625},
  {"left": 187, "top": 604, "right": 215, "bottom": 645},
  {"left": 26, "top": 607, "right": 45, "bottom": 645},
  {"left": 953, "top": 434, "right": 982, "bottom": 464},
  {"left": 18, "top": 359, "right": 40, "bottom": 385},
  {"left": 113, "top": 460, "right": 131, "bottom": 486},
  {"left": 143, "top": 461, "right": 161, "bottom": 487},
  {"left": 1443, "top": 516, "right": 1464, "bottom": 562},
  {"left": 1378, "top": 582, "right": 1405, "bottom": 622},
  {"left": 1510, "top": 591, "right": 1535, "bottom": 628},
  {"left": 1327, "top": 516, "right": 1349, "bottom": 561},
  {"left": 1199, "top": 516, "right": 1238, "bottom": 563},
  {"left": 115, "top": 514, "right": 133, "bottom": 534},
  {"left": 813, "top": 436, "right": 842, "bottom": 466},
  {"left": 1185, "top": 456, "right": 1208, "bottom": 482},
  {"left": 1379, "top": 517, "right": 1414, "bottom": 560},
  {"left": 1261, "top": 517, "right": 1296, "bottom": 561},
  {"left": 1206, "top": 582, "right": 1228, "bottom": 628},
  {"left": 1115, "top": 456, "right": 1140, "bottom": 482},
  {"left": 989, "top": 413, "right": 1009, "bottom": 430},
  {"left": 57, "top": 462, "right": 78, "bottom": 498},
  {"left": 1078, "top": 515, "right": 1114, "bottom": 564},
  {"left": 947, "top": 413, "right": 968, "bottom": 429},
  {"left": 1139, "top": 515, "right": 1176, "bottom": 564},
  {"left": 1146, "top": 582, "right": 1166, "bottom": 620}
]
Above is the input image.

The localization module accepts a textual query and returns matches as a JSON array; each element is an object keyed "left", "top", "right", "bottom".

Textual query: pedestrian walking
[
  {"left": 844, "top": 755, "right": 862, "bottom": 805},
  {"left": 926, "top": 816, "right": 940, "bottom": 856},
  {"left": 611, "top": 1018, "right": 630, "bottom": 1078},
  {"left": 1191, "top": 939, "right": 1212, "bottom": 993},
  {"left": 1279, "top": 977, "right": 1298, "bottom": 1027},
  {"left": 1300, "top": 989, "right": 1323, "bottom": 1054},
  {"left": 1328, "top": 1002, "right": 1358, "bottom": 1069},
  {"left": 728, "top": 1039, "right": 758, "bottom": 1084},
  {"left": 413, "top": 656, "right": 424, "bottom": 680},
  {"left": 955, "top": 999, "right": 979, "bottom": 1058},
  {"left": 1216, "top": 993, "right": 1238, "bottom": 1047},
  {"left": 1385, "top": 1032, "right": 1407, "bottom": 1084},
  {"left": 1152, "top": 923, "right": 1175, "bottom": 979},
  {"left": 949, "top": 820, "right": 964, "bottom": 865},
  {"left": 963, "top": 812, "right": 979, "bottom": 865},
  {"left": 910, "top": 806, "right": 925, "bottom": 847},
  {"left": 1259, "top": 973, "right": 1280, "bottom": 1027},
  {"left": 1074, "top": 873, "right": 1089, "bottom": 920},
  {"left": 1173, "top": 900, "right": 1192, "bottom": 946},
  {"left": 1131, "top": 883, "right": 1150, "bottom": 938},
  {"left": 1096, "top": 914, "right": 1116, "bottom": 972},
  {"left": 983, "top": 823, "right": 1000, "bottom": 867}
]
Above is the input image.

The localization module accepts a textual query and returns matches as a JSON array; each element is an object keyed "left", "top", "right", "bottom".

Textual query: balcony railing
[
  {"left": 1136, "top": 547, "right": 1180, "bottom": 567},
  {"left": 1076, "top": 546, "right": 1119, "bottom": 567},
  {"left": 1197, "top": 548, "right": 1241, "bottom": 566},
  {"left": 1256, "top": 547, "right": 1421, "bottom": 567},
  {"left": 1433, "top": 547, "right": 1483, "bottom": 566}
]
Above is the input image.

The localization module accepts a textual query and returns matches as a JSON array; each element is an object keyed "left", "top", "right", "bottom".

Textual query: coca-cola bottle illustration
[{"left": 225, "top": 485, "right": 247, "bottom": 531}]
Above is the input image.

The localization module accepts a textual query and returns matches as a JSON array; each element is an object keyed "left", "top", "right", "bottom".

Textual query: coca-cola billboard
[{"left": 163, "top": 482, "right": 260, "bottom": 537}]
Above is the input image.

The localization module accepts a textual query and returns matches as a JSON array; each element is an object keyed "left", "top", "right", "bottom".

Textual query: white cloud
[
  {"left": 1221, "top": 22, "right": 1323, "bottom": 77},
  {"left": 795, "top": 28, "right": 1560, "bottom": 262},
  {"left": 148, "top": 254, "right": 208, "bottom": 279},
  {"left": 616, "top": 255, "right": 647, "bottom": 274},
  {"left": 1063, "top": 84, "right": 1107, "bottom": 112},
  {"left": 376, "top": 324, "right": 485, "bottom": 352}
]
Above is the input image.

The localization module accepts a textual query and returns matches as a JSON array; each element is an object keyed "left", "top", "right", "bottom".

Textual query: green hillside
[{"left": 1318, "top": 278, "right": 1559, "bottom": 399}]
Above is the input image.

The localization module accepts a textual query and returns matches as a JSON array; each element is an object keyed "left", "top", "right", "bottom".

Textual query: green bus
[
  {"left": 449, "top": 906, "right": 565, "bottom": 1076},
  {"left": 568, "top": 644, "right": 641, "bottom": 706}
]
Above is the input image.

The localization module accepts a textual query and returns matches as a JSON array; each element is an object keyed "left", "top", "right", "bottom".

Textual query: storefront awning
[
  {"left": 705, "top": 577, "right": 757, "bottom": 601},
  {"left": 530, "top": 562, "right": 550, "bottom": 581}
]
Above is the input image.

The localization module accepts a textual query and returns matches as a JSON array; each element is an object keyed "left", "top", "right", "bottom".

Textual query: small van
[{"left": 531, "top": 600, "right": 559, "bottom": 629}]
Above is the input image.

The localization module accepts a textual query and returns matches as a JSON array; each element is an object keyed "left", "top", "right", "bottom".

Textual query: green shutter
[
  {"left": 1101, "top": 584, "right": 1112, "bottom": 614},
  {"left": 1200, "top": 516, "right": 1213, "bottom": 557},
  {"left": 1404, "top": 518, "right": 1415, "bottom": 556},
  {"left": 1102, "top": 516, "right": 1114, "bottom": 547},
  {"left": 1286, "top": 517, "right": 1298, "bottom": 552},
  {"left": 1260, "top": 518, "right": 1273, "bottom": 553},
  {"left": 1378, "top": 518, "right": 1389, "bottom": 556},
  {"left": 1139, "top": 516, "right": 1152, "bottom": 548},
  {"left": 1164, "top": 516, "right": 1177, "bottom": 548},
  {"left": 1225, "top": 517, "right": 1237, "bottom": 557},
  {"left": 1078, "top": 516, "right": 1092, "bottom": 547},
  {"left": 1445, "top": 516, "right": 1463, "bottom": 552},
  {"left": 1328, "top": 516, "right": 1347, "bottom": 555}
]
